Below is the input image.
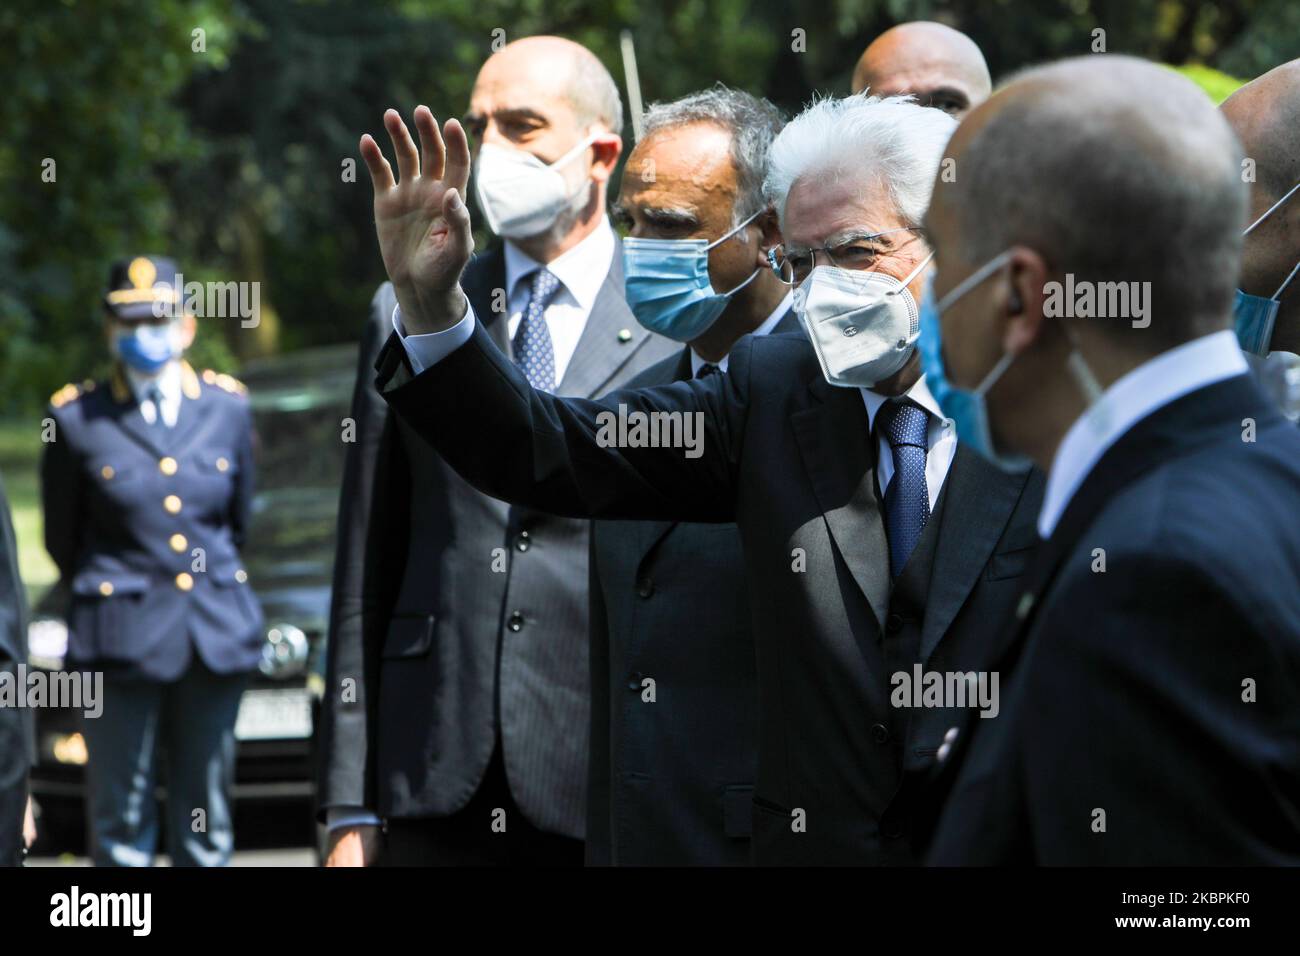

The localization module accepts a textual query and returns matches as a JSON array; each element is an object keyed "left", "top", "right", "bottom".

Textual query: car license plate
[{"left": 235, "top": 688, "right": 312, "bottom": 741}]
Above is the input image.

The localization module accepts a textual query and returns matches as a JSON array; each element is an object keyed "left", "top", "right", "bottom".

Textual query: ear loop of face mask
[
  {"left": 708, "top": 208, "right": 766, "bottom": 296},
  {"left": 1244, "top": 180, "right": 1300, "bottom": 301},
  {"left": 939, "top": 250, "right": 1105, "bottom": 413}
]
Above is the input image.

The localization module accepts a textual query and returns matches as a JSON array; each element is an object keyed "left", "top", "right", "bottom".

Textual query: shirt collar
[
  {"left": 859, "top": 373, "right": 946, "bottom": 433},
  {"left": 689, "top": 291, "right": 794, "bottom": 376},
  {"left": 1038, "top": 329, "right": 1249, "bottom": 538},
  {"left": 504, "top": 217, "right": 615, "bottom": 313},
  {"left": 125, "top": 360, "right": 182, "bottom": 406}
]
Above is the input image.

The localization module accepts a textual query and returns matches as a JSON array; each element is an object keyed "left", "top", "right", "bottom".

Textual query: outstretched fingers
[
  {"left": 384, "top": 108, "right": 421, "bottom": 183},
  {"left": 414, "top": 106, "right": 445, "bottom": 183},
  {"left": 441, "top": 118, "right": 472, "bottom": 194},
  {"left": 359, "top": 133, "right": 394, "bottom": 192}
]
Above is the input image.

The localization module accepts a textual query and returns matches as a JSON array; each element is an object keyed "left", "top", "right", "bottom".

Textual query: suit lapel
[
  {"left": 791, "top": 378, "right": 890, "bottom": 631},
  {"left": 919, "top": 446, "right": 1030, "bottom": 662},
  {"left": 167, "top": 362, "right": 216, "bottom": 457}
]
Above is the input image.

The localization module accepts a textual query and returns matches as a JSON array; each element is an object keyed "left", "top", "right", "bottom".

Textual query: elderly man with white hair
[{"left": 354, "top": 92, "right": 1044, "bottom": 865}]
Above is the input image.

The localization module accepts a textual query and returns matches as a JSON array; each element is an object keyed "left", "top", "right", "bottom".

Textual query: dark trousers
[
  {"left": 379, "top": 744, "right": 583, "bottom": 867},
  {"left": 81, "top": 658, "right": 249, "bottom": 866}
]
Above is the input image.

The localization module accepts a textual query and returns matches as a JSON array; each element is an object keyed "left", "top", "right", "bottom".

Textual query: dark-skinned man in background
[{"left": 851, "top": 21, "right": 992, "bottom": 119}]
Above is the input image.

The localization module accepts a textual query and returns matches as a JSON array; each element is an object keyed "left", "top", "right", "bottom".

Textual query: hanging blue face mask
[
  {"left": 114, "top": 322, "right": 178, "bottom": 374},
  {"left": 1235, "top": 180, "right": 1300, "bottom": 356},
  {"left": 916, "top": 253, "right": 1033, "bottom": 473},
  {"left": 623, "top": 209, "right": 763, "bottom": 342}
]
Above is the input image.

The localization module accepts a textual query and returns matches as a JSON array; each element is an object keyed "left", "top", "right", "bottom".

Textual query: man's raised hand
[{"left": 360, "top": 106, "right": 474, "bottom": 334}]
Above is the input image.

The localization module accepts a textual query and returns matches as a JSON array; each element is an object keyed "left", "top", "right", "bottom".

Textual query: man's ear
[
  {"left": 588, "top": 132, "right": 623, "bottom": 184},
  {"left": 1003, "top": 245, "right": 1050, "bottom": 355},
  {"left": 756, "top": 207, "right": 782, "bottom": 266}
]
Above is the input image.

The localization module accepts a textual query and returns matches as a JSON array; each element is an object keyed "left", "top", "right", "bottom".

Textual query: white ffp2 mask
[
  {"left": 473, "top": 136, "right": 596, "bottom": 239},
  {"left": 793, "top": 253, "right": 934, "bottom": 388}
]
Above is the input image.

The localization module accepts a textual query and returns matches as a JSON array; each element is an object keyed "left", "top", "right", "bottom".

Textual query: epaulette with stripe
[
  {"left": 201, "top": 368, "right": 248, "bottom": 396},
  {"left": 49, "top": 379, "right": 97, "bottom": 409}
]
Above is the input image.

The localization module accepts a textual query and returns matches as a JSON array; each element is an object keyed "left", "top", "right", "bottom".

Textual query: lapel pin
[{"left": 617, "top": 328, "right": 632, "bottom": 343}]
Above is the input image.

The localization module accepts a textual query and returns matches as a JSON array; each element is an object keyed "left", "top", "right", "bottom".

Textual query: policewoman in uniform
[{"left": 40, "top": 256, "right": 262, "bottom": 866}]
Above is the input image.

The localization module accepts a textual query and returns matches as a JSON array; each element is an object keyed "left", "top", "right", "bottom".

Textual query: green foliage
[{"left": 1, "top": 0, "right": 1294, "bottom": 414}]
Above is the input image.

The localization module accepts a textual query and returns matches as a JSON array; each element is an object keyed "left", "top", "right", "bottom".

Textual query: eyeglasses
[{"left": 767, "top": 227, "right": 925, "bottom": 285}]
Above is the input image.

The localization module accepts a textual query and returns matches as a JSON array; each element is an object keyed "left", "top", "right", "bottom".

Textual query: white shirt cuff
[
  {"left": 326, "top": 806, "right": 383, "bottom": 831},
  {"left": 391, "top": 296, "right": 476, "bottom": 373}
]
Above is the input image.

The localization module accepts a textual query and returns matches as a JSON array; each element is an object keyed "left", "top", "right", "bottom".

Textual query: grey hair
[
  {"left": 568, "top": 51, "right": 624, "bottom": 136},
  {"left": 763, "top": 93, "right": 957, "bottom": 229},
  {"left": 950, "top": 55, "right": 1247, "bottom": 346},
  {"left": 642, "top": 84, "right": 787, "bottom": 226}
]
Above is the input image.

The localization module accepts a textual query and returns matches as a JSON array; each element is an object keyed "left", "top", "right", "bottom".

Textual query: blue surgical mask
[
  {"left": 1235, "top": 180, "right": 1300, "bottom": 356},
  {"left": 114, "top": 322, "right": 179, "bottom": 374},
  {"left": 919, "top": 252, "right": 1106, "bottom": 474},
  {"left": 623, "top": 209, "right": 763, "bottom": 342}
]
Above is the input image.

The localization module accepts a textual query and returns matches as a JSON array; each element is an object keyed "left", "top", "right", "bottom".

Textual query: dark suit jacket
[
  {"left": 318, "top": 240, "right": 676, "bottom": 837},
  {"left": 588, "top": 310, "right": 799, "bottom": 867},
  {"left": 0, "top": 473, "right": 31, "bottom": 866},
  {"left": 40, "top": 363, "right": 262, "bottom": 681},
  {"left": 926, "top": 373, "right": 1300, "bottom": 865},
  {"left": 376, "top": 320, "right": 1045, "bottom": 864}
]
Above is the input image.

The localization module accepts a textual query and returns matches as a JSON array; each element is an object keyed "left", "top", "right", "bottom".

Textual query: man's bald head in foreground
[
  {"left": 925, "top": 56, "right": 1247, "bottom": 467},
  {"left": 1222, "top": 58, "right": 1300, "bottom": 353},
  {"left": 852, "top": 21, "right": 991, "bottom": 118}
]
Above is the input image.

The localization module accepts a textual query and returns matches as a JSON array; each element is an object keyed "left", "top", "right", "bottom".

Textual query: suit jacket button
[
  {"left": 886, "top": 612, "right": 904, "bottom": 634},
  {"left": 158, "top": 456, "right": 178, "bottom": 475},
  {"left": 100, "top": 465, "right": 115, "bottom": 480},
  {"left": 507, "top": 610, "right": 524, "bottom": 632},
  {"left": 163, "top": 494, "right": 182, "bottom": 514},
  {"left": 870, "top": 723, "right": 890, "bottom": 744},
  {"left": 169, "top": 533, "right": 187, "bottom": 552},
  {"left": 516, "top": 530, "right": 530, "bottom": 552},
  {"left": 637, "top": 577, "right": 654, "bottom": 599},
  {"left": 216, "top": 457, "right": 230, "bottom": 472},
  {"left": 627, "top": 672, "right": 643, "bottom": 690},
  {"left": 98, "top": 581, "right": 114, "bottom": 596},
  {"left": 175, "top": 572, "right": 194, "bottom": 591},
  {"left": 882, "top": 821, "right": 904, "bottom": 839},
  {"left": 235, "top": 569, "right": 248, "bottom": 583}
]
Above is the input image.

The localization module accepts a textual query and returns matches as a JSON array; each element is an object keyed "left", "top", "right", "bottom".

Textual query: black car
[{"left": 28, "top": 344, "right": 355, "bottom": 855}]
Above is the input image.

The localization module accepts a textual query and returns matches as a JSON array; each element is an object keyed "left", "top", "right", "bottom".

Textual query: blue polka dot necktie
[
  {"left": 879, "top": 400, "right": 931, "bottom": 578},
  {"left": 514, "top": 268, "right": 562, "bottom": 391}
]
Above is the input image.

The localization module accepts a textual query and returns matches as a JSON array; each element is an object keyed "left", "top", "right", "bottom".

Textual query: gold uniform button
[
  {"left": 98, "top": 581, "right": 114, "bottom": 596},
  {"left": 235, "top": 569, "right": 248, "bottom": 584},
  {"left": 100, "top": 465, "right": 115, "bottom": 480},
  {"left": 216, "top": 457, "right": 230, "bottom": 472},
  {"left": 175, "top": 572, "right": 194, "bottom": 591},
  {"left": 169, "top": 533, "right": 188, "bottom": 553},
  {"left": 159, "top": 456, "right": 178, "bottom": 476},
  {"left": 164, "top": 495, "right": 182, "bottom": 514}
]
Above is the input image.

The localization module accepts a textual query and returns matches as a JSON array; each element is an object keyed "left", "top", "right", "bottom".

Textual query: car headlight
[{"left": 259, "top": 623, "right": 310, "bottom": 679}]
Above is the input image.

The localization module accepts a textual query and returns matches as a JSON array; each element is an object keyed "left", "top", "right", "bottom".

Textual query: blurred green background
[{"left": 0, "top": 0, "right": 1295, "bottom": 594}]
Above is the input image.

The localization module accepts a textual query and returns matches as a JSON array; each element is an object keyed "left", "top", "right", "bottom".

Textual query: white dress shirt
[
  {"left": 860, "top": 376, "right": 958, "bottom": 510},
  {"left": 688, "top": 292, "right": 794, "bottom": 377},
  {"left": 396, "top": 219, "right": 616, "bottom": 381},
  {"left": 126, "top": 361, "right": 182, "bottom": 427},
  {"left": 1038, "top": 329, "right": 1249, "bottom": 538}
]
